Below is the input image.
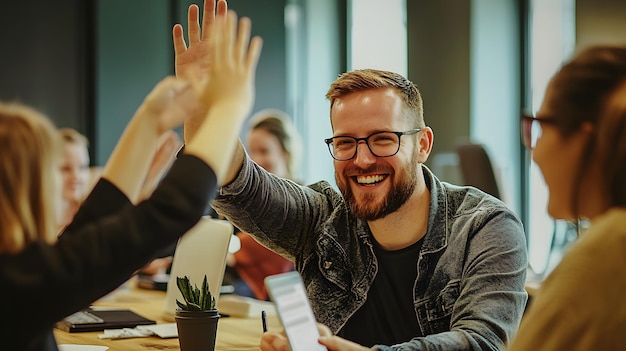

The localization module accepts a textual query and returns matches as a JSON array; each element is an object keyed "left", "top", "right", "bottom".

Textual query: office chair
[{"left": 455, "top": 142, "right": 501, "bottom": 199}]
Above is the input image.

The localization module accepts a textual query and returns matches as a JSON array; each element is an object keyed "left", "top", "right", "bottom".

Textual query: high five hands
[
  {"left": 175, "top": 0, "right": 262, "bottom": 183},
  {"left": 190, "top": 10, "right": 262, "bottom": 121},
  {"left": 138, "top": 0, "right": 261, "bottom": 141},
  {"left": 173, "top": 0, "right": 227, "bottom": 79},
  {"left": 173, "top": 0, "right": 238, "bottom": 143}
]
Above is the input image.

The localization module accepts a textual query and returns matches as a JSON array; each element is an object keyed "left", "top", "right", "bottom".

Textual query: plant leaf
[
  {"left": 187, "top": 302, "right": 202, "bottom": 311},
  {"left": 175, "top": 274, "right": 214, "bottom": 311}
]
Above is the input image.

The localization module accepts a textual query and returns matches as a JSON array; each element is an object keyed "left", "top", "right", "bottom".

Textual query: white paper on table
[
  {"left": 58, "top": 345, "right": 108, "bottom": 351},
  {"left": 98, "top": 327, "right": 154, "bottom": 339},
  {"left": 137, "top": 323, "right": 178, "bottom": 338}
]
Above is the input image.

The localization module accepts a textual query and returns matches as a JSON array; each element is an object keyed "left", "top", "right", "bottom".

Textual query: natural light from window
[
  {"left": 528, "top": 0, "right": 575, "bottom": 275},
  {"left": 348, "top": 0, "right": 407, "bottom": 76}
]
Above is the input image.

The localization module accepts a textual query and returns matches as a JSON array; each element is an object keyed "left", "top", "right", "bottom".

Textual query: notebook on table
[{"left": 55, "top": 308, "right": 155, "bottom": 333}]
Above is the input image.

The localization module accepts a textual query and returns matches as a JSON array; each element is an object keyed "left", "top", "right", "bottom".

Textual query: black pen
[{"left": 261, "top": 310, "right": 268, "bottom": 332}]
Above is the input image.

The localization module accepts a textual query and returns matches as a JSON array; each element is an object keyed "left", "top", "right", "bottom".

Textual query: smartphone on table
[{"left": 264, "top": 271, "right": 328, "bottom": 351}]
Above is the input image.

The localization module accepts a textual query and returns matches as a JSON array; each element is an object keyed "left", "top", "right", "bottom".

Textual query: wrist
[{"left": 133, "top": 104, "right": 166, "bottom": 136}]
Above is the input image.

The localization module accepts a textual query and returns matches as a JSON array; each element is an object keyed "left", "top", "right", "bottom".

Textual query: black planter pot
[{"left": 175, "top": 309, "right": 220, "bottom": 351}]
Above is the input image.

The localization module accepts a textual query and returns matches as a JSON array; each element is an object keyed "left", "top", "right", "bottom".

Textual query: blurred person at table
[
  {"left": 225, "top": 109, "right": 301, "bottom": 300},
  {"left": 56, "top": 126, "right": 182, "bottom": 276},
  {"left": 0, "top": 8, "right": 262, "bottom": 351},
  {"left": 246, "top": 109, "right": 302, "bottom": 182},
  {"left": 57, "top": 128, "right": 182, "bottom": 233},
  {"left": 507, "top": 46, "right": 626, "bottom": 351},
  {"left": 57, "top": 128, "right": 90, "bottom": 232}
]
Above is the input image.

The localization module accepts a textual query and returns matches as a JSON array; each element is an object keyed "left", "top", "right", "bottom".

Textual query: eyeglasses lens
[{"left": 522, "top": 118, "right": 543, "bottom": 149}]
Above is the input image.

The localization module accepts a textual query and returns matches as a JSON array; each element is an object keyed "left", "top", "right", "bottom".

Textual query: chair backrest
[
  {"left": 455, "top": 142, "right": 501, "bottom": 199},
  {"left": 162, "top": 216, "right": 233, "bottom": 321}
]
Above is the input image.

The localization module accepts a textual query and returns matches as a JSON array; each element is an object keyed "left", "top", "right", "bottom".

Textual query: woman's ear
[{"left": 416, "top": 127, "right": 434, "bottom": 163}]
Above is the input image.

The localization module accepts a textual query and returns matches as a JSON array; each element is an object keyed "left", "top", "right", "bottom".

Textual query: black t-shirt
[{"left": 338, "top": 238, "right": 423, "bottom": 347}]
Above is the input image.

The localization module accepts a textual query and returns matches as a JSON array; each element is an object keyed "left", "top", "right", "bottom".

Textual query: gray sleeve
[{"left": 213, "top": 153, "right": 330, "bottom": 260}]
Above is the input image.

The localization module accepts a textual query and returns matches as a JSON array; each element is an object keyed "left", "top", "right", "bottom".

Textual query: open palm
[
  {"left": 172, "top": 0, "right": 229, "bottom": 142},
  {"left": 173, "top": 0, "right": 228, "bottom": 80}
]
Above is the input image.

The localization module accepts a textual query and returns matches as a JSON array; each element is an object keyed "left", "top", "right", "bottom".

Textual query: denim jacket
[{"left": 213, "top": 156, "right": 528, "bottom": 351}]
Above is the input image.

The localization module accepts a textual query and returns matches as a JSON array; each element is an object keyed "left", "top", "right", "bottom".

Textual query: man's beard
[{"left": 337, "top": 156, "right": 419, "bottom": 221}]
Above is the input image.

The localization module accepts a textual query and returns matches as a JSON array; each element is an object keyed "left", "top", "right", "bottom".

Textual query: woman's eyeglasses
[{"left": 521, "top": 114, "right": 558, "bottom": 150}]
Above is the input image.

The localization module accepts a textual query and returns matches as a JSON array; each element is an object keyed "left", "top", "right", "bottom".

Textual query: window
[
  {"left": 348, "top": 0, "right": 407, "bottom": 75},
  {"left": 526, "top": 0, "right": 575, "bottom": 275}
]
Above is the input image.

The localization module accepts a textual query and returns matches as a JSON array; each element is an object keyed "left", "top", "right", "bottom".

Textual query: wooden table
[{"left": 54, "top": 280, "right": 282, "bottom": 351}]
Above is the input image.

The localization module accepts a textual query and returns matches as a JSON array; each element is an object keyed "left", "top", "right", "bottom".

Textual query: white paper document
[
  {"left": 138, "top": 323, "right": 179, "bottom": 338},
  {"left": 58, "top": 345, "right": 108, "bottom": 351}
]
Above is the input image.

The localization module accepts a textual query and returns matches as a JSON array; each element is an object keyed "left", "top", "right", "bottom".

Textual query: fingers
[
  {"left": 216, "top": 0, "right": 228, "bottom": 15},
  {"left": 235, "top": 17, "right": 251, "bottom": 63},
  {"left": 206, "top": 10, "right": 226, "bottom": 65},
  {"left": 232, "top": 16, "right": 262, "bottom": 71},
  {"left": 318, "top": 336, "right": 369, "bottom": 351},
  {"left": 142, "top": 76, "right": 189, "bottom": 119},
  {"left": 246, "top": 36, "right": 263, "bottom": 73},
  {"left": 158, "top": 80, "right": 200, "bottom": 133},
  {"left": 205, "top": 10, "right": 235, "bottom": 62},
  {"left": 172, "top": 24, "right": 187, "bottom": 56},
  {"left": 201, "top": 0, "right": 217, "bottom": 29},
  {"left": 260, "top": 332, "right": 291, "bottom": 351},
  {"left": 146, "top": 76, "right": 180, "bottom": 103},
  {"left": 192, "top": 5, "right": 261, "bottom": 116},
  {"left": 317, "top": 323, "right": 333, "bottom": 337},
  {"left": 201, "top": 0, "right": 225, "bottom": 40},
  {"left": 188, "top": 4, "right": 201, "bottom": 44},
  {"left": 157, "top": 130, "right": 182, "bottom": 152},
  {"left": 223, "top": 11, "right": 238, "bottom": 62}
]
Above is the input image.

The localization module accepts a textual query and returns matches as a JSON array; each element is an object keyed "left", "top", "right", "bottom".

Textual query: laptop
[{"left": 162, "top": 216, "right": 233, "bottom": 322}]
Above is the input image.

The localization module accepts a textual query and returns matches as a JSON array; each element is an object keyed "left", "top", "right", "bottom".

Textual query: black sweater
[{"left": 0, "top": 155, "right": 216, "bottom": 351}]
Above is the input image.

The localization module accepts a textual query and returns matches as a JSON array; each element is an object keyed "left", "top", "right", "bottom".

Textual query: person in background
[
  {"left": 56, "top": 128, "right": 181, "bottom": 234},
  {"left": 225, "top": 109, "right": 301, "bottom": 300},
  {"left": 246, "top": 109, "right": 302, "bottom": 181},
  {"left": 57, "top": 128, "right": 90, "bottom": 231},
  {"left": 507, "top": 46, "right": 626, "bottom": 351},
  {"left": 0, "top": 8, "right": 261, "bottom": 351}
]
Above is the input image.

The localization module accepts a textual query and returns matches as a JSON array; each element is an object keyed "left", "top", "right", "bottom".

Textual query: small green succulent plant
[{"left": 176, "top": 275, "right": 216, "bottom": 311}]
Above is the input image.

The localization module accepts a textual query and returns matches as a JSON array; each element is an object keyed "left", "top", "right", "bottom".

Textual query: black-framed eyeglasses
[
  {"left": 324, "top": 128, "right": 422, "bottom": 161},
  {"left": 521, "top": 114, "right": 558, "bottom": 150}
]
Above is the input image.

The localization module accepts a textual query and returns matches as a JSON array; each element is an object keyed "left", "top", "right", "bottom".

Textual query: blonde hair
[
  {"left": 0, "top": 102, "right": 62, "bottom": 254},
  {"left": 248, "top": 109, "right": 302, "bottom": 180},
  {"left": 59, "top": 128, "right": 89, "bottom": 147}
]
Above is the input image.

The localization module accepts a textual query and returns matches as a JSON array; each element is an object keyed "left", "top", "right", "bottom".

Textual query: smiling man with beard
[{"left": 210, "top": 69, "right": 527, "bottom": 351}]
